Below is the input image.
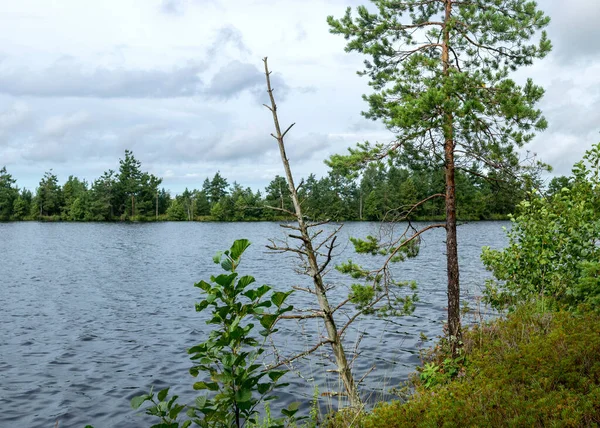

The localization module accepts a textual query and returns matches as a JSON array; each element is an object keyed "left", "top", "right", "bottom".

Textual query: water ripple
[{"left": 0, "top": 221, "right": 507, "bottom": 427}]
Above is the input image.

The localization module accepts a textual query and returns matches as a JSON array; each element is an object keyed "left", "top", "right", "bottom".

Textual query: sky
[{"left": 0, "top": 0, "right": 599, "bottom": 194}]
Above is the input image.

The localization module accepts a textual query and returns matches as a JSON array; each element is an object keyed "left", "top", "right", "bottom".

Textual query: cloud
[
  {"left": 286, "top": 133, "right": 336, "bottom": 162},
  {"left": 0, "top": 57, "right": 207, "bottom": 98},
  {"left": 545, "top": 0, "right": 600, "bottom": 63},
  {"left": 206, "top": 60, "right": 290, "bottom": 102},
  {"left": 0, "top": 25, "right": 267, "bottom": 101},
  {"left": 160, "top": 0, "right": 185, "bottom": 14},
  {"left": 159, "top": 0, "right": 221, "bottom": 15},
  {"left": 295, "top": 23, "right": 308, "bottom": 42},
  {"left": 0, "top": 102, "right": 30, "bottom": 134},
  {"left": 205, "top": 61, "right": 263, "bottom": 99},
  {"left": 207, "top": 26, "right": 251, "bottom": 58},
  {"left": 40, "top": 112, "right": 89, "bottom": 137}
]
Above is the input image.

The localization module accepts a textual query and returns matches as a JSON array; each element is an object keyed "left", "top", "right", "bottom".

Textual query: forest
[{"left": 0, "top": 149, "right": 553, "bottom": 223}]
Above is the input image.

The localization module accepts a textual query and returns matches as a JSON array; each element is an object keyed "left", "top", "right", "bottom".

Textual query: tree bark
[
  {"left": 263, "top": 57, "right": 361, "bottom": 407},
  {"left": 442, "top": 0, "right": 462, "bottom": 355}
]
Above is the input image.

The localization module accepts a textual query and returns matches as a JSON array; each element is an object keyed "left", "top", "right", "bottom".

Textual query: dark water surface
[{"left": 0, "top": 221, "right": 508, "bottom": 427}]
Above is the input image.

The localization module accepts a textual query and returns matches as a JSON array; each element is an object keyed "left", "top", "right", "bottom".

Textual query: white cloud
[
  {"left": 40, "top": 112, "right": 90, "bottom": 137},
  {"left": 0, "top": 102, "right": 30, "bottom": 132},
  {"left": 0, "top": 0, "right": 597, "bottom": 193}
]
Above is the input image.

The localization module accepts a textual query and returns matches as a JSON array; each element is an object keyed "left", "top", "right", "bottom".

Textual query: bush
[{"left": 482, "top": 142, "right": 600, "bottom": 311}]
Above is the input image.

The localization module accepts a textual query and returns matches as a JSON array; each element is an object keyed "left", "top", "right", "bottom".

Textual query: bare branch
[
  {"left": 317, "top": 235, "right": 337, "bottom": 275},
  {"left": 264, "top": 205, "right": 295, "bottom": 217},
  {"left": 267, "top": 339, "right": 333, "bottom": 370},
  {"left": 379, "top": 223, "right": 446, "bottom": 273},
  {"left": 279, "top": 311, "right": 324, "bottom": 320},
  {"left": 306, "top": 219, "right": 332, "bottom": 228},
  {"left": 282, "top": 123, "right": 296, "bottom": 139},
  {"left": 279, "top": 223, "right": 301, "bottom": 231}
]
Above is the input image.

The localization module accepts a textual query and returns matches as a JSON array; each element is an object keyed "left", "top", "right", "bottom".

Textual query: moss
[{"left": 331, "top": 305, "right": 600, "bottom": 427}]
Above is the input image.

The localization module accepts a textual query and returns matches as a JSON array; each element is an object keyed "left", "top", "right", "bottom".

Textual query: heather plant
[{"left": 326, "top": 304, "right": 600, "bottom": 427}]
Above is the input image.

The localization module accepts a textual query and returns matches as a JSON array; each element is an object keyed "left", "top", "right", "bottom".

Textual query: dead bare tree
[
  {"left": 261, "top": 58, "right": 429, "bottom": 410},
  {"left": 262, "top": 57, "right": 361, "bottom": 408}
]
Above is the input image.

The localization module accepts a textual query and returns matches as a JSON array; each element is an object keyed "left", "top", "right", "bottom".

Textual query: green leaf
[
  {"left": 237, "top": 275, "right": 256, "bottom": 289},
  {"left": 213, "top": 273, "right": 237, "bottom": 286},
  {"left": 157, "top": 387, "right": 169, "bottom": 402},
  {"left": 193, "top": 381, "right": 219, "bottom": 391},
  {"left": 235, "top": 388, "right": 253, "bottom": 403},
  {"left": 230, "top": 239, "right": 251, "bottom": 261},
  {"left": 271, "top": 290, "right": 293, "bottom": 307},
  {"left": 195, "top": 395, "right": 207, "bottom": 409},
  {"left": 268, "top": 370, "right": 287, "bottom": 382},
  {"left": 254, "top": 285, "right": 271, "bottom": 300},
  {"left": 259, "top": 314, "right": 278, "bottom": 330},
  {"left": 169, "top": 403, "right": 185, "bottom": 420},
  {"left": 282, "top": 401, "right": 300, "bottom": 417},
  {"left": 131, "top": 394, "right": 148, "bottom": 409},
  {"left": 194, "top": 280, "right": 212, "bottom": 291},
  {"left": 257, "top": 383, "right": 271, "bottom": 394},
  {"left": 195, "top": 301, "right": 209, "bottom": 312},
  {"left": 221, "top": 257, "right": 233, "bottom": 272}
]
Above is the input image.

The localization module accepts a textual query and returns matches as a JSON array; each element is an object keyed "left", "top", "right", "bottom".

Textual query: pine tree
[{"left": 328, "top": 0, "right": 551, "bottom": 351}]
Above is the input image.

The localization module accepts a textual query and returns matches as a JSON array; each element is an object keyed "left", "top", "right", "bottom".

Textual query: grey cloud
[
  {"left": 546, "top": 0, "right": 600, "bottom": 62},
  {"left": 160, "top": 0, "right": 184, "bottom": 14},
  {"left": 206, "top": 60, "right": 290, "bottom": 102},
  {"left": 205, "top": 61, "right": 262, "bottom": 99},
  {"left": 86, "top": 125, "right": 276, "bottom": 166},
  {"left": 0, "top": 57, "right": 207, "bottom": 98},
  {"left": 206, "top": 135, "right": 273, "bottom": 162},
  {"left": 207, "top": 26, "right": 251, "bottom": 58},
  {"left": 528, "top": 77, "right": 600, "bottom": 175},
  {"left": 348, "top": 117, "right": 385, "bottom": 132},
  {"left": 286, "top": 133, "right": 335, "bottom": 162},
  {"left": 0, "top": 102, "right": 31, "bottom": 133},
  {"left": 0, "top": 25, "right": 273, "bottom": 101},
  {"left": 40, "top": 112, "right": 89, "bottom": 137},
  {"left": 21, "top": 140, "right": 70, "bottom": 163},
  {"left": 160, "top": 0, "right": 221, "bottom": 15}
]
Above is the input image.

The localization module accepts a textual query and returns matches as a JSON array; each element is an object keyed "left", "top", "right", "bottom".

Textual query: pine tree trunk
[{"left": 442, "top": 0, "right": 462, "bottom": 355}]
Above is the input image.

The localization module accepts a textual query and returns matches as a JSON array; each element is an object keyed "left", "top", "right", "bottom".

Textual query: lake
[{"left": 0, "top": 221, "right": 508, "bottom": 427}]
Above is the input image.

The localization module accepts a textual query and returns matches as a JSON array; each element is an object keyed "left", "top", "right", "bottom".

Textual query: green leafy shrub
[
  {"left": 482, "top": 142, "right": 600, "bottom": 311},
  {"left": 330, "top": 305, "right": 600, "bottom": 427},
  {"left": 131, "top": 239, "right": 299, "bottom": 428}
]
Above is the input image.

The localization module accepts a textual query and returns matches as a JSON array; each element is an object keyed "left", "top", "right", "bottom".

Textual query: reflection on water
[{"left": 0, "top": 221, "right": 508, "bottom": 427}]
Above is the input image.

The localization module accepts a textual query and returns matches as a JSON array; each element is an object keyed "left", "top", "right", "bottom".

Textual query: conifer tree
[{"left": 328, "top": 0, "right": 552, "bottom": 350}]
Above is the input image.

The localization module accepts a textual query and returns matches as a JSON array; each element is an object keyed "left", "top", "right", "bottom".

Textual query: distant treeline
[{"left": 0, "top": 150, "right": 536, "bottom": 222}]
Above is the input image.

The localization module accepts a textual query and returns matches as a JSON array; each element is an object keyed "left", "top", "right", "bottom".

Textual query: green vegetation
[
  {"left": 329, "top": 305, "right": 600, "bottom": 427},
  {"left": 482, "top": 142, "right": 600, "bottom": 311},
  {"left": 326, "top": 142, "right": 600, "bottom": 427},
  {"left": 131, "top": 239, "right": 299, "bottom": 427},
  {"left": 327, "top": 0, "right": 551, "bottom": 351},
  {"left": 1, "top": 151, "right": 527, "bottom": 222}
]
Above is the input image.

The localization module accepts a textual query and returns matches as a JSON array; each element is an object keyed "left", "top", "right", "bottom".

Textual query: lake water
[{"left": 0, "top": 221, "right": 508, "bottom": 427}]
